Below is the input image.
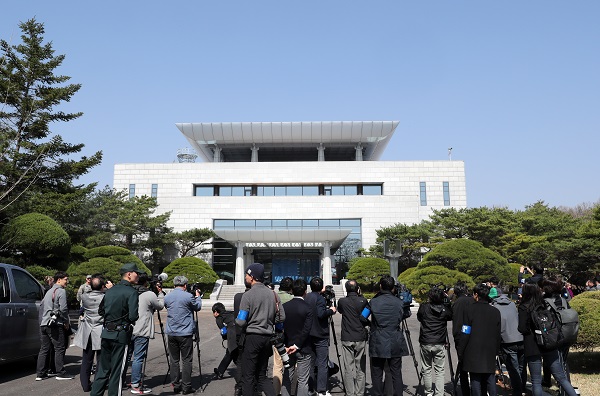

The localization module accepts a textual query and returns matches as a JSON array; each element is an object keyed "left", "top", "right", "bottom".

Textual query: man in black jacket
[
  {"left": 282, "top": 279, "right": 313, "bottom": 396},
  {"left": 417, "top": 287, "right": 452, "bottom": 396},
  {"left": 337, "top": 280, "right": 368, "bottom": 396},
  {"left": 451, "top": 281, "right": 473, "bottom": 396},
  {"left": 304, "top": 276, "right": 336, "bottom": 396}
]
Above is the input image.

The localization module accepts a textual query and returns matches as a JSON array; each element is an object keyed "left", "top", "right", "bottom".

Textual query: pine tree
[{"left": 0, "top": 18, "right": 102, "bottom": 221}]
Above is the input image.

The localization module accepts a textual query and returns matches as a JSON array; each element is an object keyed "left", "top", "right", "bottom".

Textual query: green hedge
[
  {"left": 346, "top": 257, "right": 390, "bottom": 292},
  {"left": 162, "top": 257, "right": 218, "bottom": 296},
  {"left": 403, "top": 265, "right": 475, "bottom": 303},
  {"left": 570, "top": 290, "right": 600, "bottom": 350},
  {"left": 84, "top": 246, "right": 131, "bottom": 260}
]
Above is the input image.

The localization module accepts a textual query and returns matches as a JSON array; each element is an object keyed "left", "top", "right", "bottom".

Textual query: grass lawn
[{"left": 566, "top": 349, "right": 599, "bottom": 395}]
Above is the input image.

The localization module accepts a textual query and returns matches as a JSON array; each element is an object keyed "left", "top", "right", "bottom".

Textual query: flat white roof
[{"left": 176, "top": 121, "right": 399, "bottom": 162}]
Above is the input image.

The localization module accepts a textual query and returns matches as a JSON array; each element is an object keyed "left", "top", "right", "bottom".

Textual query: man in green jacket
[{"left": 90, "top": 263, "right": 141, "bottom": 396}]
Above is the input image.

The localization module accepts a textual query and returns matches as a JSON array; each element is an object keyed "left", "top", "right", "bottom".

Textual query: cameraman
[
  {"left": 417, "top": 287, "right": 452, "bottom": 396},
  {"left": 235, "top": 263, "right": 285, "bottom": 396},
  {"left": 368, "top": 275, "right": 409, "bottom": 396},
  {"left": 337, "top": 280, "right": 369, "bottom": 396},
  {"left": 126, "top": 272, "right": 165, "bottom": 394},
  {"left": 304, "top": 276, "right": 336, "bottom": 396},
  {"left": 164, "top": 275, "right": 202, "bottom": 395}
]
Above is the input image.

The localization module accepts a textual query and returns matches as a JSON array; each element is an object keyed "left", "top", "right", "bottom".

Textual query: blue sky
[{"left": 2, "top": 1, "right": 599, "bottom": 210}]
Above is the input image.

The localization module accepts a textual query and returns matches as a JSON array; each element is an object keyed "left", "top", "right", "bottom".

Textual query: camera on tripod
[
  {"left": 271, "top": 323, "right": 291, "bottom": 368},
  {"left": 149, "top": 272, "right": 168, "bottom": 295},
  {"left": 321, "top": 285, "right": 336, "bottom": 308},
  {"left": 394, "top": 282, "right": 413, "bottom": 319},
  {"left": 187, "top": 282, "right": 203, "bottom": 296}
]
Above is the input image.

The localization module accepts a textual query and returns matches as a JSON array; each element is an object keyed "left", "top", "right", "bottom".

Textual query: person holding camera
[
  {"left": 90, "top": 263, "right": 141, "bottom": 396},
  {"left": 337, "top": 280, "right": 369, "bottom": 396},
  {"left": 235, "top": 263, "right": 286, "bottom": 396},
  {"left": 36, "top": 271, "right": 72, "bottom": 381},
  {"left": 519, "top": 264, "right": 544, "bottom": 286},
  {"left": 304, "top": 276, "right": 336, "bottom": 396},
  {"left": 125, "top": 272, "right": 165, "bottom": 394},
  {"left": 368, "top": 275, "right": 409, "bottom": 396},
  {"left": 163, "top": 275, "right": 203, "bottom": 394},
  {"left": 417, "top": 287, "right": 452, "bottom": 396},
  {"left": 73, "top": 275, "right": 108, "bottom": 391},
  {"left": 282, "top": 278, "right": 313, "bottom": 396}
]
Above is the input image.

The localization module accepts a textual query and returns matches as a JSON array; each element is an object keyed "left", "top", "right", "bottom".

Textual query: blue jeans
[
  {"left": 130, "top": 336, "right": 150, "bottom": 386},
  {"left": 526, "top": 350, "right": 577, "bottom": 396},
  {"left": 501, "top": 343, "right": 524, "bottom": 396}
]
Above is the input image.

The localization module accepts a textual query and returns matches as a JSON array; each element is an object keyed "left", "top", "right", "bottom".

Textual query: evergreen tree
[{"left": 0, "top": 18, "right": 101, "bottom": 222}]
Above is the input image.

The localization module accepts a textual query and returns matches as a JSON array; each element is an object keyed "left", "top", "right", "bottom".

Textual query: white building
[{"left": 113, "top": 121, "right": 466, "bottom": 286}]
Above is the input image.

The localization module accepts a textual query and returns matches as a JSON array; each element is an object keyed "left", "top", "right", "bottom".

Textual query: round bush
[
  {"left": 398, "top": 267, "right": 416, "bottom": 285},
  {"left": 25, "top": 265, "right": 54, "bottom": 283},
  {"left": 404, "top": 265, "right": 475, "bottom": 303},
  {"left": 346, "top": 257, "right": 390, "bottom": 292},
  {"left": 84, "top": 245, "right": 131, "bottom": 260},
  {"left": 68, "top": 257, "right": 151, "bottom": 287},
  {"left": 162, "top": 257, "right": 218, "bottom": 293},
  {"left": 570, "top": 290, "right": 600, "bottom": 350}
]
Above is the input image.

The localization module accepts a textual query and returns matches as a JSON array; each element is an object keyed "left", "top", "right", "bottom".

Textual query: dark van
[{"left": 0, "top": 263, "right": 45, "bottom": 363}]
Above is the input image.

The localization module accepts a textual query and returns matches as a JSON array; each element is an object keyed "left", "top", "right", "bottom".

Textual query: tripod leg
[
  {"left": 156, "top": 311, "right": 172, "bottom": 385},
  {"left": 402, "top": 319, "right": 424, "bottom": 396},
  {"left": 329, "top": 317, "right": 346, "bottom": 393}
]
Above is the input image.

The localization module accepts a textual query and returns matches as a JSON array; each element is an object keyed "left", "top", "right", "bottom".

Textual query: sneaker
[
  {"left": 47, "top": 371, "right": 57, "bottom": 377},
  {"left": 35, "top": 375, "right": 48, "bottom": 381},
  {"left": 131, "top": 385, "right": 152, "bottom": 394},
  {"left": 172, "top": 383, "right": 181, "bottom": 394},
  {"left": 317, "top": 392, "right": 331, "bottom": 396},
  {"left": 55, "top": 375, "right": 74, "bottom": 380}
]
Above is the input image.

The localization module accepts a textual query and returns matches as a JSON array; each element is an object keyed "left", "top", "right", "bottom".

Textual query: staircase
[{"left": 212, "top": 284, "right": 247, "bottom": 309}]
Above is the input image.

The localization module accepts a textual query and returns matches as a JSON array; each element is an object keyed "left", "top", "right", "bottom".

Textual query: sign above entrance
[
  {"left": 214, "top": 229, "right": 353, "bottom": 250},
  {"left": 246, "top": 242, "right": 324, "bottom": 248}
]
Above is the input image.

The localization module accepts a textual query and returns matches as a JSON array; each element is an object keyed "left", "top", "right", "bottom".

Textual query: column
[
  {"left": 213, "top": 146, "right": 222, "bottom": 162},
  {"left": 251, "top": 144, "right": 259, "bottom": 162},
  {"left": 322, "top": 240, "right": 333, "bottom": 285},
  {"left": 389, "top": 257, "right": 399, "bottom": 280},
  {"left": 317, "top": 143, "right": 325, "bottom": 161},
  {"left": 355, "top": 143, "right": 363, "bottom": 161},
  {"left": 234, "top": 241, "right": 246, "bottom": 286}
]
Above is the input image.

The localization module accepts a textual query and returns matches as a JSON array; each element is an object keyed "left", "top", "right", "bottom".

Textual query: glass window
[
  {"left": 288, "top": 220, "right": 302, "bottom": 228},
  {"left": 420, "top": 182, "right": 427, "bottom": 206},
  {"left": 244, "top": 186, "right": 253, "bottom": 196},
  {"left": 12, "top": 269, "right": 43, "bottom": 300},
  {"left": 258, "top": 186, "right": 275, "bottom": 196},
  {"left": 151, "top": 184, "right": 158, "bottom": 198},
  {"left": 0, "top": 268, "right": 9, "bottom": 303},
  {"left": 214, "top": 219, "right": 235, "bottom": 228},
  {"left": 340, "top": 219, "right": 361, "bottom": 228},
  {"left": 272, "top": 220, "right": 287, "bottom": 228},
  {"left": 443, "top": 182, "right": 450, "bottom": 206},
  {"left": 129, "top": 184, "right": 135, "bottom": 199},
  {"left": 323, "top": 186, "right": 332, "bottom": 196},
  {"left": 256, "top": 220, "right": 272, "bottom": 229},
  {"left": 195, "top": 186, "right": 214, "bottom": 196},
  {"left": 302, "top": 219, "right": 319, "bottom": 227},
  {"left": 230, "top": 186, "right": 245, "bottom": 196},
  {"left": 302, "top": 186, "right": 319, "bottom": 196},
  {"left": 344, "top": 185, "right": 358, "bottom": 195},
  {"left": 362, "top": 184, "right": 382, "bottom": 195},
  {"left": 331, "top": 185, "right": 345, "bottom": 195},
  {"left": 274, "top": 186, "right": 286, "bottom": 196},
  {"left": 319, "top": 219, "right": 340, "bottom": 228},
  {"left": 287, "top": 186, "right": 302, "bottom": 196},
  {"left": 235, "top": 219, "right": 255, "bottom": 228}
]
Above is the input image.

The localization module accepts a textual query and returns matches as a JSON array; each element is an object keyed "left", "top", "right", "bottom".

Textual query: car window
[
  {"left": 0, "top": 268, "right": 9, "bottom": 303},
  {"left": 11, "top": 269, "right": 43, "bottom": 301}
]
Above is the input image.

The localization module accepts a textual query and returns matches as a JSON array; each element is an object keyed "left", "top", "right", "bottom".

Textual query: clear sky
[{"left": 2, "top": 1, "right": 599, "bottom": 210}]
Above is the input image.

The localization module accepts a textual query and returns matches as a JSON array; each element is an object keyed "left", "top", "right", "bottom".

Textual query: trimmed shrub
[
  {"left": 346, "top": 257, "right": 390, "bottom": 292},
  {"left": 25, "top": 265, "right": 54, "bottom": 283},
  {"left": 570, "top": 290, "right": 600, "bottom": 350},
  {"left": 162, "top": 257, "right": 218, "bottom": 295},
  {"left": 68, "top": 256, "right": 150, "bottom": 288},
  {"left": 398, "top": 267, "right": 416, "bottom": 285},
  {"left": 84, "top": 246, "right": 131, "bottom": 260},
  {"left": 419, "top": 239, "right": 510, "bottom": 284},
  {"left": 403, "top": 265, "right": 475, "bottom": 303}
]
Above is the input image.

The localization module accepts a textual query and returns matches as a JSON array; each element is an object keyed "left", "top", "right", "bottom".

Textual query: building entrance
[{"left": 253, "top": 249, "right": 321, "bottom": 284}]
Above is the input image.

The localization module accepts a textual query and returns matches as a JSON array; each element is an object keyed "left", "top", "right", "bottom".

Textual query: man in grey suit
[{"left": 74, "top": 275, "right": 109, "bottom": 391}]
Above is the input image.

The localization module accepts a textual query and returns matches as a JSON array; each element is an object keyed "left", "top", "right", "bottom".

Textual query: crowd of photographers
[{"left": 35, "top": 261, "right": 584, "bottom": 396}]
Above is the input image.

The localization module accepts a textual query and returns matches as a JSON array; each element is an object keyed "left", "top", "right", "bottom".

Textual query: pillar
[
  {"left": 322, "top": 240, "right": 333, "bottom": 285},
  {"left": 251, "top": 144, "right": 259, "bottom": 162},
  {"left": 213, "top": 146, "right": 222, "bottom": 162},
  {"left": 355, "top": 143, "right": 363, "bottom": 161},
  {"left": 317, "top": 143, "right": 325, "bottom": 161},
  {"left": 389, "top": 257, "right": 399, "bottom": 280},
  {"left": 234, "top": 241, "right": 246, "bottom": 286}
]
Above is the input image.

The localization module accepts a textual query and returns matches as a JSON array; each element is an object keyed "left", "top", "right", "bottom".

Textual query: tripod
[
  {"left": 446, "top": 334, "right": 457, "bottom": 396},
  {"left": 401, "top": 318, "right": 423, "bottom": 395},
  {"left": 328, "top": 313, "right": 346, "bottom": 393},
  {"left": 155, "top": 309, "right": 172, "bottom": 385},
  {"left": 193, "top": 310, "right": 204, "bottom": 392}
]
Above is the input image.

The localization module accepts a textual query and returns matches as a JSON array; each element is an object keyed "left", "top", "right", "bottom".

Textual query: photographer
[
  {"left": 164, "top": 275, "right": 202, "bottom": 395},
  {"left": 519, "top": 264, "right": 544, "bottom": 286},
  {"left": 304, "top": 276, "right": 336, "bottom": 396},
  {"left": 235, "top": 263, "right": 285, "bottom": 396},
  {"left": 417, "top": 286, "right": 452, "bottom": 396},
  {"left": 337, "top": 280, "right": 368, "bottom": 396},
  {"left": 211, "top": 302, "right": 239, "bottom": 383},
  {"left": 368, "top": 275, "right": 409, "bottom": 396},
  {"left": 90, "top": 263, "right": 140, "bottom": 396},
  {"left": 126, "top": 272, "right": 165, "bottom": 394}
]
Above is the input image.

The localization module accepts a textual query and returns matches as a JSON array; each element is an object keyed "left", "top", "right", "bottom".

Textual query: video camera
[
  {"left": 321, "top": 285, "right": 336, "bottom": 308},
  {"left": 432, "top": 283, "right": 451, "bottom": 306},
  {"left": 394, "top": 282, "right": 413, "bottom": 319},
  {"left": 149, "top": 272, "right": 168, "bottom": 295},
  {"left": 187, "top": 282, "right": 203, "bottom": 297}
]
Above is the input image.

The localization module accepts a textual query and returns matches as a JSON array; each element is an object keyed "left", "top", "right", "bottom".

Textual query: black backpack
[
  {"left": 530, "top": 302, "right": 562, "bottom": 350},
  {"left": 545, "top": 297, "right": 579, "bottom": 347}
]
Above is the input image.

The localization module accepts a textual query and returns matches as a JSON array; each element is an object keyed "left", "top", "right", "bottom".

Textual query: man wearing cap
[
  {"left": 77, "top": 275, "right": 93, "bottom": 306},
  {"left": 90, "top": 263, "right": 141, "bottom": 396},
  {"left": 164, "top": 275, "right": 203, "bottom": 394},
  {"left": 235, "top": 263, "right": 286, "bottom": 396}
]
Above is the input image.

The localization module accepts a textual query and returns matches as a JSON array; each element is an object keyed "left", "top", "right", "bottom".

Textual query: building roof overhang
[
  {"left": 214, "top": 229, "right": 352, "bottom": 250},
  {"left": 176, "top": 121, "right": 399, "bottom": 162}
]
